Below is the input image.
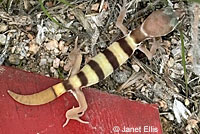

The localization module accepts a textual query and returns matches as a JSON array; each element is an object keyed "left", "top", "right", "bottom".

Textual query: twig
[{"left": 179, "top": 28, "right": 188, "bottom": 97}]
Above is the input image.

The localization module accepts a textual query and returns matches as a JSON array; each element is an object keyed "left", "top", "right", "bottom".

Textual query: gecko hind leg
[{"left": 63, "top": 88, "right": 88, "bottom": 127}]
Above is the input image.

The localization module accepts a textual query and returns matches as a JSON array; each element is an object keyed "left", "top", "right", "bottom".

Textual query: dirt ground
[{"left": 0, "top": 0, "right": 200, "bottom": 133}]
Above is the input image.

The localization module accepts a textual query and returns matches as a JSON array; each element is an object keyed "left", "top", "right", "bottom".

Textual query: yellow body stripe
[
  {"left": 92, "top": 53, "right": 114, "bottom": 78},
  {"left": 108, "top": 42, "right": 129, "bottom": 65},
  {"left": 68, "top": 75, "right": 82, "bottom": 89},
  {"left": 125, "top": 35, "right": 137, "bottom": 49},
  {"left": 53, "top": 83, "right": 66, "bottom": 97},
  {"left": 80, "top": 64, "right": 99, "bottom": 86}
]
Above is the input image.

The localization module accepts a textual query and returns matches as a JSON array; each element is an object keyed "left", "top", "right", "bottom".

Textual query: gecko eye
[
  {"left": 78, "top": 112, "right": 83, "bottom": 115},
  {"left": 174, "top": 8, "right": 186, "bottom": 23}
]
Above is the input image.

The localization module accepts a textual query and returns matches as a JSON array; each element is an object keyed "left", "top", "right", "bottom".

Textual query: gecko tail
[{"left": 8, "top": 82, "right": 70, "bottom": 105}]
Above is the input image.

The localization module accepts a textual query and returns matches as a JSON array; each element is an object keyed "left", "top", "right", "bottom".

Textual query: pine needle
[
  {"left": 58, "top": 0, "right": 74, "bottom": 7},
  {"left": 179, "top": 28, "right": 189, "bottom": 97},
  {"left": 38, "top": 0, "right": 71, "bottom": 29}
]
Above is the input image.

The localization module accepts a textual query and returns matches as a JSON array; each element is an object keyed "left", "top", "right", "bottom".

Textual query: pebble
[
  {"left": 0, "top": 23, "right": 8, "bottom": 32},
  {"left": 50, "top": 67, "right": 59, "bottom": 78},
  {"left": 58, "top": 41, "right": 68, "bottom": 54},
  {"left": 58, "top": 41, "right": 65, "bottom": 50},
  {"left": 8, "top": 54, "right": 20, "bottom": 65},
  {"left": 61, "top": 46, "right": 68, "bottom": 54},
  {"left": 112, "top": 70, "right": 131, "bottom": 84},
  {"left": 60, "top": 60, "right": 64, "bottom": 67},
  {"left": 184, "top": 99, "right": 190, "bottom": 106},
  {"left": 167, "top": 57, "right": 175, "bottom": 68},
  {"left": 91, "top": 3, "right": 100, "bottom": 11},
  {"left": 171, "top": 47, "right": 181, "bottom": 58},
  {"left": 175, "top": 63, "right": 183, "bottom": 70},
  {"left": 54, "top": 48, "right": 60, "bottom": 55},
  {"left": 53, "top": 58, "right": 60, "bottom": 68},
  {"left": 29, "top": 43, "right": 39, "bottom": 54},
  {"left": 45, "top": 39, "right": 58, "bottom": 50},
  {"left": 39, "top": 59, "right": 47, "bottom": 66},
  {"left": 0, "top": 34, "right": 6, "bottom": 45},
  {"left": 11, "top": 46, "right": 16, "bottom": 53},
  {"left": 55, "top": 34, "right": 62, "bottom": 41},
  {"left": 132, "top": 64, "right": 140, "bottom": 72},
  {"left": 47, "top": 57, "right": 53, "bottom": 63},
  {"left": 167, "top": 113, "right": 174, "bottom": 121}
]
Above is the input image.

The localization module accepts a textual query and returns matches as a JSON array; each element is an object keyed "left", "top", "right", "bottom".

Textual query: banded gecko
[{"left": 8, "top": 7, "right": 181, "bottom": 127}]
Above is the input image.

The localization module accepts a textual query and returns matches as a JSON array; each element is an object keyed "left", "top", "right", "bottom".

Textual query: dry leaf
[
  {"left": 158, "top": 100, "right": 168, "bottom": 110},
  {"left": 186, "top": 119, "right": 199, "bottom": 134},
  {"left": 102, "top": 1, "right": 108, "bottom": 11},
  {"left": 25, "top": 25, "right": 32, "bottom": 31},
  {"left": 187, "top": 119, "right": 199, "bottom": 129},
  {"left": 27, "top": 33, "right": 34, "bottom": 40},
  {"left": 117, "top": 72, "right": 144, "bottom": 91},
  {"left": 46, "top": 1, "right": 53, "bottom": 8},
  {"left": 173, "top": 98, "right": 191, "bottom": 123}
]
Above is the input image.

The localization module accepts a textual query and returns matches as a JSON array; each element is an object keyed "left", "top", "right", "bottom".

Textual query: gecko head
[{"left": 141, "top": 7, "right": 185, "bottom": 38}]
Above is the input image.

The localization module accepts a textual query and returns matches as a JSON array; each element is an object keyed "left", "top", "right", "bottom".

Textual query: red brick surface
[{"left": 0, "top": 66, "right": 162, "bottom": 134}]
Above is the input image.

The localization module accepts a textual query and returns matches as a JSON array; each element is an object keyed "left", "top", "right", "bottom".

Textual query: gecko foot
[
  {"left": 63, "top": 88, "right": 89, "bottom": 127},
  {"left": 63, "top": 106, "right": 89, "bottom": 127},
  {"left": 137, "top": 45, "right": 153, "bottom": 60}
]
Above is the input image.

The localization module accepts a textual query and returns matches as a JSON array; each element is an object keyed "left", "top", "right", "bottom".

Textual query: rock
[
  {"left": 8, "top": 54, "right": 20, "bottom": 65},
  {"left": 0, "top": 34, "right": 6, "bottom": 45}
]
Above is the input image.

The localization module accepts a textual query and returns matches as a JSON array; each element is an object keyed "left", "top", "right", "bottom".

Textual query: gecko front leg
[
  {"left": 116, "top": 0, "right": 128, "bottom": 35},
  {"left": 63, "top": 88, "right": 88, "bottom": 127}
]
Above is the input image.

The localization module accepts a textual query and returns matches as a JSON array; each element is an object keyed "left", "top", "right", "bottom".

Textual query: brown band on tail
[
  {"left": 8, "top": 81, "right": 72, "bottom": 105},
  {"left": 51, "top": 87, "right": 58, "bottom": 97}
]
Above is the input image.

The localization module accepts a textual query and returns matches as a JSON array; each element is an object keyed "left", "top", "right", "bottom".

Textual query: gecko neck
[{"left": 130, "top": 26, "right": 147, "bottom": 44}]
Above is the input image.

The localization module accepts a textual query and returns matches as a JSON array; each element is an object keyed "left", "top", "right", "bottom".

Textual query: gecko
[{"left": 8, "top": 7, "right": 182, "bottom": 127}]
